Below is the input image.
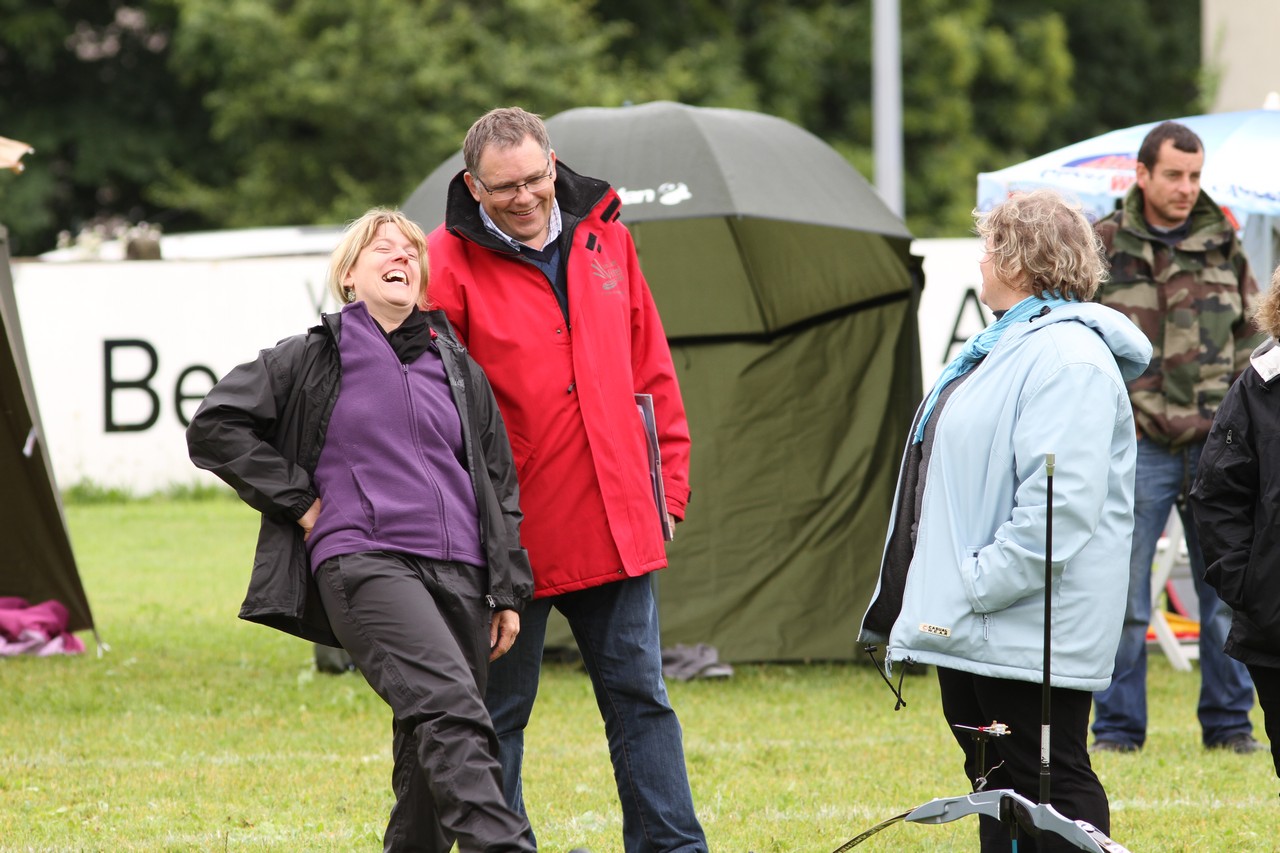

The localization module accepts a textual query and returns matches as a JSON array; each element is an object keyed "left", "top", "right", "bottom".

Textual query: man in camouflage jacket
[{"left": 1091, "top": 120, "right": 1266, "bottom": 754}]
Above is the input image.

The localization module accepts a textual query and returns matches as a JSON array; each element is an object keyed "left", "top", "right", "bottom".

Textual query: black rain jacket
[
  {"left": 1190, "top": 338, "right": 1280, "bottom": 669},
  {"left": 186, "top": 309, "right": 533, "bottom": 647}
]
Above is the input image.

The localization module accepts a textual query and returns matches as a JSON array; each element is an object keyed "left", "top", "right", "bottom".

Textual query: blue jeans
[
  {"left": 485, "top": 574, "right": 706, "bottom": 853},
  {"left": 1091, "top": 438, "right": 1255, "bottom": 748}
]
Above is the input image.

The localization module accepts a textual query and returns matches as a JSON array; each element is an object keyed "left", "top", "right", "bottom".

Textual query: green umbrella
[{"left": 402, "top": 100, "right": 913, "bottom": 339}]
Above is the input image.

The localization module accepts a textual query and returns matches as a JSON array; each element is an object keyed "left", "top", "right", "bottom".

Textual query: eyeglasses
[{"left": 473, "top": 161, "right": 554, "bottom": 201}]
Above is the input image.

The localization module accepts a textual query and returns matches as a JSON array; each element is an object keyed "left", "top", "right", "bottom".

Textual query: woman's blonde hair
[
  {"left": 326, "top": 208, "right": 428, "bottom": 306},
  {"left": 1252, "top": 265, "right": 1280, "bottom": 339},
  {"left": 974, "top": 189, "right": 1107, "bottom": 301}
]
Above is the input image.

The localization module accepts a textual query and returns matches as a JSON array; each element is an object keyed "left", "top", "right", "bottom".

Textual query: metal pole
[
  {"left": 873, "top": 0, "right": 904, "bottom": 218},
  {"left": 1040, "top": 453, "right": 1054, "bottom": 804}
]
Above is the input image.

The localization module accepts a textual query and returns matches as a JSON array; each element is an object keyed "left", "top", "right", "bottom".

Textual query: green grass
[{"left": 1, "top": 499, "right": 1275, "bottom": 851}]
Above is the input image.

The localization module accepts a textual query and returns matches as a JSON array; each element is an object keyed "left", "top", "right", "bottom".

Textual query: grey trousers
[{"left": 315, "top": 551, "right": 533, "bottom": 853}]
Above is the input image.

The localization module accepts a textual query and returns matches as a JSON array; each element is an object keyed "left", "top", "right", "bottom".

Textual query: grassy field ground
[{"left": 0, "top": 497, "right": 1275, "bottom": 851}]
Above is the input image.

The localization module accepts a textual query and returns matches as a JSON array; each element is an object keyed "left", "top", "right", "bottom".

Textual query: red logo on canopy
[
  {"left": 1064, "top": 153, "right": 1138, "bottom": 170},
  {"left": 1110, "top": 175, "right": 1137, "bottom": 192}
]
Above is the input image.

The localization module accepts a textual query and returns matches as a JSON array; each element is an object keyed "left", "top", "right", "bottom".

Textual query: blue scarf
[{"left": 914, "top": 294, "right": 1072, "bottom": 444}]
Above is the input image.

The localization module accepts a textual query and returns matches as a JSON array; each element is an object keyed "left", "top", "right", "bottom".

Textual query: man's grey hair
[{"left": 463, "top": 107, "right": 552, "bottom": 177}]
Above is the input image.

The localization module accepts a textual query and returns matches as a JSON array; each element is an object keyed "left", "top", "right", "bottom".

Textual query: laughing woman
[{"left": 186, "top": 208, "right": 534, "bottom": 853}]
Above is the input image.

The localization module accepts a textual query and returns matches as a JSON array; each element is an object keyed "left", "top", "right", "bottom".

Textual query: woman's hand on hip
[{"left": 298, "top": 498, "right": 321, "bottom": 542}]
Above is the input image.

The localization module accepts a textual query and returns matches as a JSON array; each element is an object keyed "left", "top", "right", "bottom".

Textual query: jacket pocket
[
  {"left": 958, "top": 544, "right": 985, "bottom": 612},
  {"left": 1196, "top": 426, "right": 1236, "bottom": 490},
  {"left": 349, "top": 467, "right": 378, "bottom": 535}
]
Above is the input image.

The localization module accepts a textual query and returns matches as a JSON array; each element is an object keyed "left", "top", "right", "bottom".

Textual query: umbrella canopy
[
  {"left": 977, "top": 107, "right": 1280, "bottom": 222},
  {"left": 403, "top": 100, "right": 913, "bottom": 339}
]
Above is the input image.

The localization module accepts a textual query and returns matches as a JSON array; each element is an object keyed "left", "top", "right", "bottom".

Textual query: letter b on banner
[{"left": 104, "top": 339, "right": 160, "bottom": 432}]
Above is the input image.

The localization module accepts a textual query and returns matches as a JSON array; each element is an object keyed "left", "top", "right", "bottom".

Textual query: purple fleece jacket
[{"left": 307, "top": 303, "right": 484, "bottom": 570}]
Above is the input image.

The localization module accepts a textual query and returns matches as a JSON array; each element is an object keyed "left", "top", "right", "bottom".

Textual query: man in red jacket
[{"left": 425, "top": 107, "right": 706, "bottom": 853}]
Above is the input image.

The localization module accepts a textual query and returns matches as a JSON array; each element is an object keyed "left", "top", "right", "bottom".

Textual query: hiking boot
[
  {"left": 1089, "top": 739, "right": 1139, "bottom": 754},
  {"left": 1209, "top": 733, "right": 1266, "bottom": 754}
]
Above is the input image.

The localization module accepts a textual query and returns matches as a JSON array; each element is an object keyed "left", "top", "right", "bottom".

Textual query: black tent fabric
[
  {"left": 0, "top": 225, "right": 94, "bottom": 635},
  {"left": 405, "top": 103, "right": 919, "bottom": 662}
]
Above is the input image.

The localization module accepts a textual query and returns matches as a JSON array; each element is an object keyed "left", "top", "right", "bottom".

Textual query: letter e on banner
[{"left": 175, "top": 366, "right": 218, "bottom": 428}]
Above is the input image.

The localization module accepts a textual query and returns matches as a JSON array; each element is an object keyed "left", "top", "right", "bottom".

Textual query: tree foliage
[
  {"left": 594, "top": 0, "right": 1077, "bottom": 235},
  {"left": 0, "top": 0, "right": 1206, "bottom": 254},
  {"left": 156, "top": 0, "right": 641, "bottom": 227},
  {"left": 0, "top": 0, "right": 216, "bottom": 254}
]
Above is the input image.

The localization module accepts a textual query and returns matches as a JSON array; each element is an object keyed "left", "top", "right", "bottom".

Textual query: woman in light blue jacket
[{"left": 860, "top": 189, "right": 1151, "bottom": 852}]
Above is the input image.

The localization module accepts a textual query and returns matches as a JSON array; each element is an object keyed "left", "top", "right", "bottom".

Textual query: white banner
[
  {"left": 13, "top": 256, "right": 340, "bottom": 493},
  {"left": 12, "top": 239, "right": 990, "bottom": 493},
  {"left": 913, "top": 237, "right": 993, "bottom": 390}
]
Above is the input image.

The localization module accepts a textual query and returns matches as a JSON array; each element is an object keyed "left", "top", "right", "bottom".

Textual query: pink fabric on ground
[{"left": 0, "top": 597, "right": 85, "bottom": 655}]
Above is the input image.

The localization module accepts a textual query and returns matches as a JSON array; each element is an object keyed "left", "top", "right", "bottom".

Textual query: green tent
[
  {"left": 404, "top": 102, "right": 919, "bottom": 662},
  {"left": 0, "top": 224, "right": 95, "bottom": 639}
]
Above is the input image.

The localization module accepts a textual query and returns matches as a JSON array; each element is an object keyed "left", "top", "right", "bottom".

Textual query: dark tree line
[{"left": 0, "top": 0, "right": 1200, "bottom": 256}]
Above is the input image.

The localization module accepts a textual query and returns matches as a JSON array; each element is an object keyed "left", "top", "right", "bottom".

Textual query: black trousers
[
  {"left": 316, "top": 551, "right": 532, "bottom": 853},
  {"left": 1246, "top": 663, "right": 1280, "bottom": 780},
  {"left": 937, "top": 667, "right": 1110, "bottom": 853}
]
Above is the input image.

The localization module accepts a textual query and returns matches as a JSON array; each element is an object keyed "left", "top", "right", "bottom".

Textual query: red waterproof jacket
[{"left": 427, "top": 164, "right": 691, "bottom": 597}]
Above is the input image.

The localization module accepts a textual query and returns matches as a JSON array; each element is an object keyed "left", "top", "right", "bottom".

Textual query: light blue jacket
[{"left": 859, "top": 302, "right": 1152, "bottom": 691}]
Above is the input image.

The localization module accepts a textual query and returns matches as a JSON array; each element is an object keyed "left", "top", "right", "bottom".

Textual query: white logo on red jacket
[{"left": 591, "top": 258, "right": 624, "bottom": 291}]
